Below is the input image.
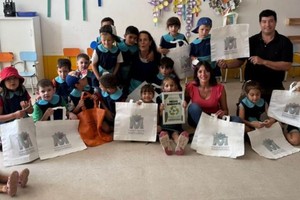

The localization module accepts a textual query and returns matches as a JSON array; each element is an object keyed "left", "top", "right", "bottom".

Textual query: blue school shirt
[
  {"left": 95, "top": 44, "right": 120, "bottom": 74},
  {"left": 190, "top": 35, "right": 216, "bottom": 69},
  {"left": 100, "top": 87, "right": 125, "bottom": 115},
  {"left": 53, "top": 76, "right": 71, "bottom": 103},
  {"left": 240, "top": 97, "right": 266, "bottom": 122},
  {"left": 160, "top": 33, "right": 188, "bottom": 49}
]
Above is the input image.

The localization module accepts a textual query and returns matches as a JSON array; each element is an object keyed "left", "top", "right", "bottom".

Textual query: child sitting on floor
[
  {"left": 0, "top": 168, "right": 30, "bottom": 197},
  {"left": 98, "top": 73, "right": 126, "bottom": 134},
  {"left": 157, "top": 76, "right": 189, "bottom": 155},
  {"left": 32, "top": 79, "right": 68, "bottom": 122}
]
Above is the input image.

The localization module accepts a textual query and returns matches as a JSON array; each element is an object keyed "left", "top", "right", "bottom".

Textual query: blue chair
[{"left": 14, "top": 51, "right": 38, "bottom": 94}]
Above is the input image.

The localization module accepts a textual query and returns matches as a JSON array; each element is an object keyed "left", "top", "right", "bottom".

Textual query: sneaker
[
  {"left": 159, "top": 131, "right": 173, "bottom": 155},
  {"left": 175, "top": 131, "right": 189, "bottom": 155}
]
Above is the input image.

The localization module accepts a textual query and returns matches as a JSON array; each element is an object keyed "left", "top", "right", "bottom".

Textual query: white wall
[{"left": 1, "top": 0, "right": 299, "bottom": 55}]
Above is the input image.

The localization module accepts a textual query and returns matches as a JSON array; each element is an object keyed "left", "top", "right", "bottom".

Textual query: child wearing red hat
[{"left": 0, "top": 66, "right": 33, "bottom": 123}]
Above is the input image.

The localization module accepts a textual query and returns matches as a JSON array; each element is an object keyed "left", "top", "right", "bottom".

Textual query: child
[
  {"left": 96, "top": 17, "right": 117, "bottom": 44},
  {"left": 32, "top": 79, "right": 68, "bottom": 122},
  {"left": 0, "top": 168, "right": 30, "bottom": 197},
  {"left": 153, "top": 57, "right": 181, "bottom": 92},
  {"left": 117, "top": 25, "right": 139, "bottom": 95},
  {"left": 238, "top": 80, "right": 276, "bottom": 133},
  {"left": 158, "top": 16, "right": 188, "bottom": 55},
  {"left": 157, "top": 76, "right": 189, "bottom": 155},
  {"left": 66, "top": 70, "right": 97, "bottom": 116},
  {"left": 91, "top": 25, "right": 123, "bottom": 89},
  {"left": 190, "top": 17, "right": 222, "bottom": 79},
  {"left": 285, "top": 82, "right": 300, "bottom": 145},
  {"left": 0, "top": 67, "right": 33, "bottom": 151},
  {"left": 98, "top": 73, "right": 126, "bottom": 134},
  {"left": 52, "top": 58, "right": 72, "bottom": 103},
  {"left": 138, "top": 83, "right": 155, "bottom": 103},
  {"left": 76, "top": 53, "right": 94, "bottom": 93}
]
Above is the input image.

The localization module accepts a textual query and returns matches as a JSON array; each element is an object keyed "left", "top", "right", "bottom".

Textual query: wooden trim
[
  {"left": 286, "top": 18, "right": 300, "bottom": 25},
  {"left": 288, "top": 36, "right": 300, "bottom": 43}
]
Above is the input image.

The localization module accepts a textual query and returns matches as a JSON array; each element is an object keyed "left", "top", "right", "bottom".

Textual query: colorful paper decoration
[
  {"left": 208, "top": 0, "right": 242, "bottom": 16},
  {"left": 83, "top": 0, "right": 87, "bottom": 21},
  {"left": 65, "top": 0, "right": 69, "bottom": 20},
  {"left": 148, "top": 0, "right": 173, "bottom": 25},
  {"left": 98, "top": 0, "right": 102, "bottom": 7},
  {"left": 173, "top": 0, "right": 202, "bottom": 38}
]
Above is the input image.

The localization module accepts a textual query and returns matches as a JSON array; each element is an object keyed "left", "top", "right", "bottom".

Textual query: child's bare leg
[
  {"left": 102, "top": 121, "right": 113, "bottom": 133},
  {"left": 175, "top": 131, "right": 189, "bottom": 155},
  {"left": 0, "top": 171, "right": 18, "bottom": 197},
  {"left": 0, "top": 174, "right": 8, "bottom": 183},
  {"left": 19, "top": 168, "right": 30, "bottom": 188}
]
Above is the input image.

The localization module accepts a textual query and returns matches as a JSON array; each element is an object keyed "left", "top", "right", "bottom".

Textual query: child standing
[
  {"left": 96, "top": 17, "right": 117, "bottom": 44},
  {"left": 117, "top": 25, "right": 139, "bottom": 95},
  {"left": 98, "top": 73, "right": 126, "bottom": 134},
  {"left": 0, "top": 168, "right": 30, "bottom": 197},
  {"left": 190, "top": 17, "right": 222, "bottom": 79},
  {"left": 52, "top": 58, "right": 72, "bottom": 103},
  {"left": 238, "top": 80, "right": 276, "bottom": 133},
  {"left": 158, "top": 16, "right": 188, "bottom": 55},
  {"left": 91, "top": 25, "right": 123, "bottom": 89},
  {"left": 32, "top": 79, "right": 68, "bottom": 122},
  {"left": 157, "top": 76, "right": 189, "bottom": 155},
  {"left": 285, "top": 82, "right": 300, "bottom": 145}
]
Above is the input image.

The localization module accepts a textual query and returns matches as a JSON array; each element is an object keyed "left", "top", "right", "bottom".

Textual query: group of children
[{"left": 0, "top": 15, "right": 300, "bottom": 197}]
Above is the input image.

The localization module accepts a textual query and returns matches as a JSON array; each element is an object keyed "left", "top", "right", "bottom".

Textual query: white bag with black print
[
  {"left": 114, "top": 100, "right": 158, "bottom": 142},
  {"left": 268, "top": 82, "right": 300, "bottom": 127},
  {"left": 1, "top": 118, "right": 39, "bottom": 167},
  {"left": 191, "top": 112, "right": 245, "bottom": 158},
  {"left": 248, "top": 122, "right": 300, "bottom": 159},
  {"left": 35, "top": 107, "right": 87, "bottom": 160}
]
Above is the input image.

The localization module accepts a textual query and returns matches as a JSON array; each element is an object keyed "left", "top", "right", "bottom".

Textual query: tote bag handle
[
  {"left": 80, "top": 92, "right": 99, "bottom": 110},
  {"left": 50, "top": 106, "right": 67, "bottom": 121}
]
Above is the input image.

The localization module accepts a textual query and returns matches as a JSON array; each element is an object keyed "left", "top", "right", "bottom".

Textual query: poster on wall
[{"left": 210, "top": 24, "right": 249, "bottom": 61}]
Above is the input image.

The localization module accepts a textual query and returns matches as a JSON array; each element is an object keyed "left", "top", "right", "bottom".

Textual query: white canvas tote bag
[
  {"left": 35, "top": 107, "right": 87, "bottom": 160},
  {"left": 167, "top": 41, "right": 193, "bottom": 79},
  {"left": 191, "top": 112, "right": 245, "bottom": 158},
  {"left": 1, "top": 118, "right": 39, "bottom": 167},
  {"left": 268, "top": 82, "right": 300, "bottom": 127},
  {"left": 248, "top": 122, "right": 300, "bottom": 159},
  {"left": 114, "top": 101, "right": 158, "bottom": 142}
]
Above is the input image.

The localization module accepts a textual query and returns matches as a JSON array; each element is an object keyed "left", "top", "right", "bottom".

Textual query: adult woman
[
  {"left": 185, "top": 60, "right": 240, "bottom": 128},
  {"left": 129, "top": 30, "right": 161, "bottom": 93}
]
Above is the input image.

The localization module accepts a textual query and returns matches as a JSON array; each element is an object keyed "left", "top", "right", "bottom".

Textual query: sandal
[
  {"left": 159, "top": 131, "right": 173, "bottom": 155},
  {"left": 19, "top": 168, "right": 30, "bottom": 188},
  {"left": 7, "top": 171, "right": 19, "bottom": 197},
  {"left": 175, "top": 131, "right": 189, "bottom": 155}
]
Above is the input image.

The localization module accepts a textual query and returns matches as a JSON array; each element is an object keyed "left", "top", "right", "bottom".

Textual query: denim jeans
[{"left": 187, "top": 103, "right": 242, "bottom": 128}]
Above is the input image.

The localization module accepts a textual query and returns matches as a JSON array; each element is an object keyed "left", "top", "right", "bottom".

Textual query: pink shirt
[{"left": 186, "top": 81, "right": 224, "bottom": 114}]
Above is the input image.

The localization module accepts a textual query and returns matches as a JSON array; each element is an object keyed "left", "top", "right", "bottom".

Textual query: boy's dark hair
[
  {"left": 99, "top": 74, "right": 118, "bottom": 89},
  {"left": 77, "top": 53, "right": 90, "bottom": 61},
  {"left": 259, "top": 9, "right": 277, "bottom": 22},
  {"left": 37, "top": 79, "right": 54, "bottom": 90},
  {"left": 125, "top": 26, "right": 139, "bottom": 36},
  {"left": 57, "top": 58, "right": 71, "bottom": 71},
  {"left": 101, "top": 17, "right": 114, "bottom": 26},
  {"left": 243, "top": 80, "right": 262, "bottom": 94},
  {"left": 167, "top": 17, "right": 181, "bottom": 29},
  {"left": 160, "top": 57, "right": 174, "bottom": 69},
  {"left": 140, "top": 84, "right": 155, "bottom": 95}
]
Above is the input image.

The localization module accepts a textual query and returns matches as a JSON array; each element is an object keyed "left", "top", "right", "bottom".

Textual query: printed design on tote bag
[
  {"left": 211, "top": 132, "right": 229, "bottom": 150},
  {"left": 283, "top": 103, "right": 300, "bottom": 118},
  {"left": 263, "top": 139, "right": 285, "bottom": 155},
  {"left": 180, "top": 55, "right": 192, "bottom": 72},
  {"left": 18, "top": 132, "right": 33, "bottom": 150},
  {"left": 128, "top": 114, "right": 144, "bottom": 134},
  {"left": 224, "top": 36, "right": 237, "bottom": 54},
  {"left": 52, "top": 132, "right": 71, "bottom": 150}
]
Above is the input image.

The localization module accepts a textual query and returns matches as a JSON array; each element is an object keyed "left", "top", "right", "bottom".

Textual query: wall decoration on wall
[
  {"left": 148, "top": 0, "right": 173, "bottom": 25},
  {"left": 98, "top": 0, "right": 102, "bottom": 7},
  {"left": 83, "top": 0, "right": 87, "bottom": 21},
  {"left": 47, "top": 0, "right": 51, "bottom": 17},
  {"left": 65, "top": 0, "right": 69, "bottom": 20},
  {"left": 148, "top": 0, "right": 201, "bottom": 38},
  {"left": 208, "top": 0, "right": 242, "bottom": 16}
]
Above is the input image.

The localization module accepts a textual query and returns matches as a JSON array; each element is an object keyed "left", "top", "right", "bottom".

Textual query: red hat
[{"left": 0, "top": 66, "right": 24, "bottom": 85}]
